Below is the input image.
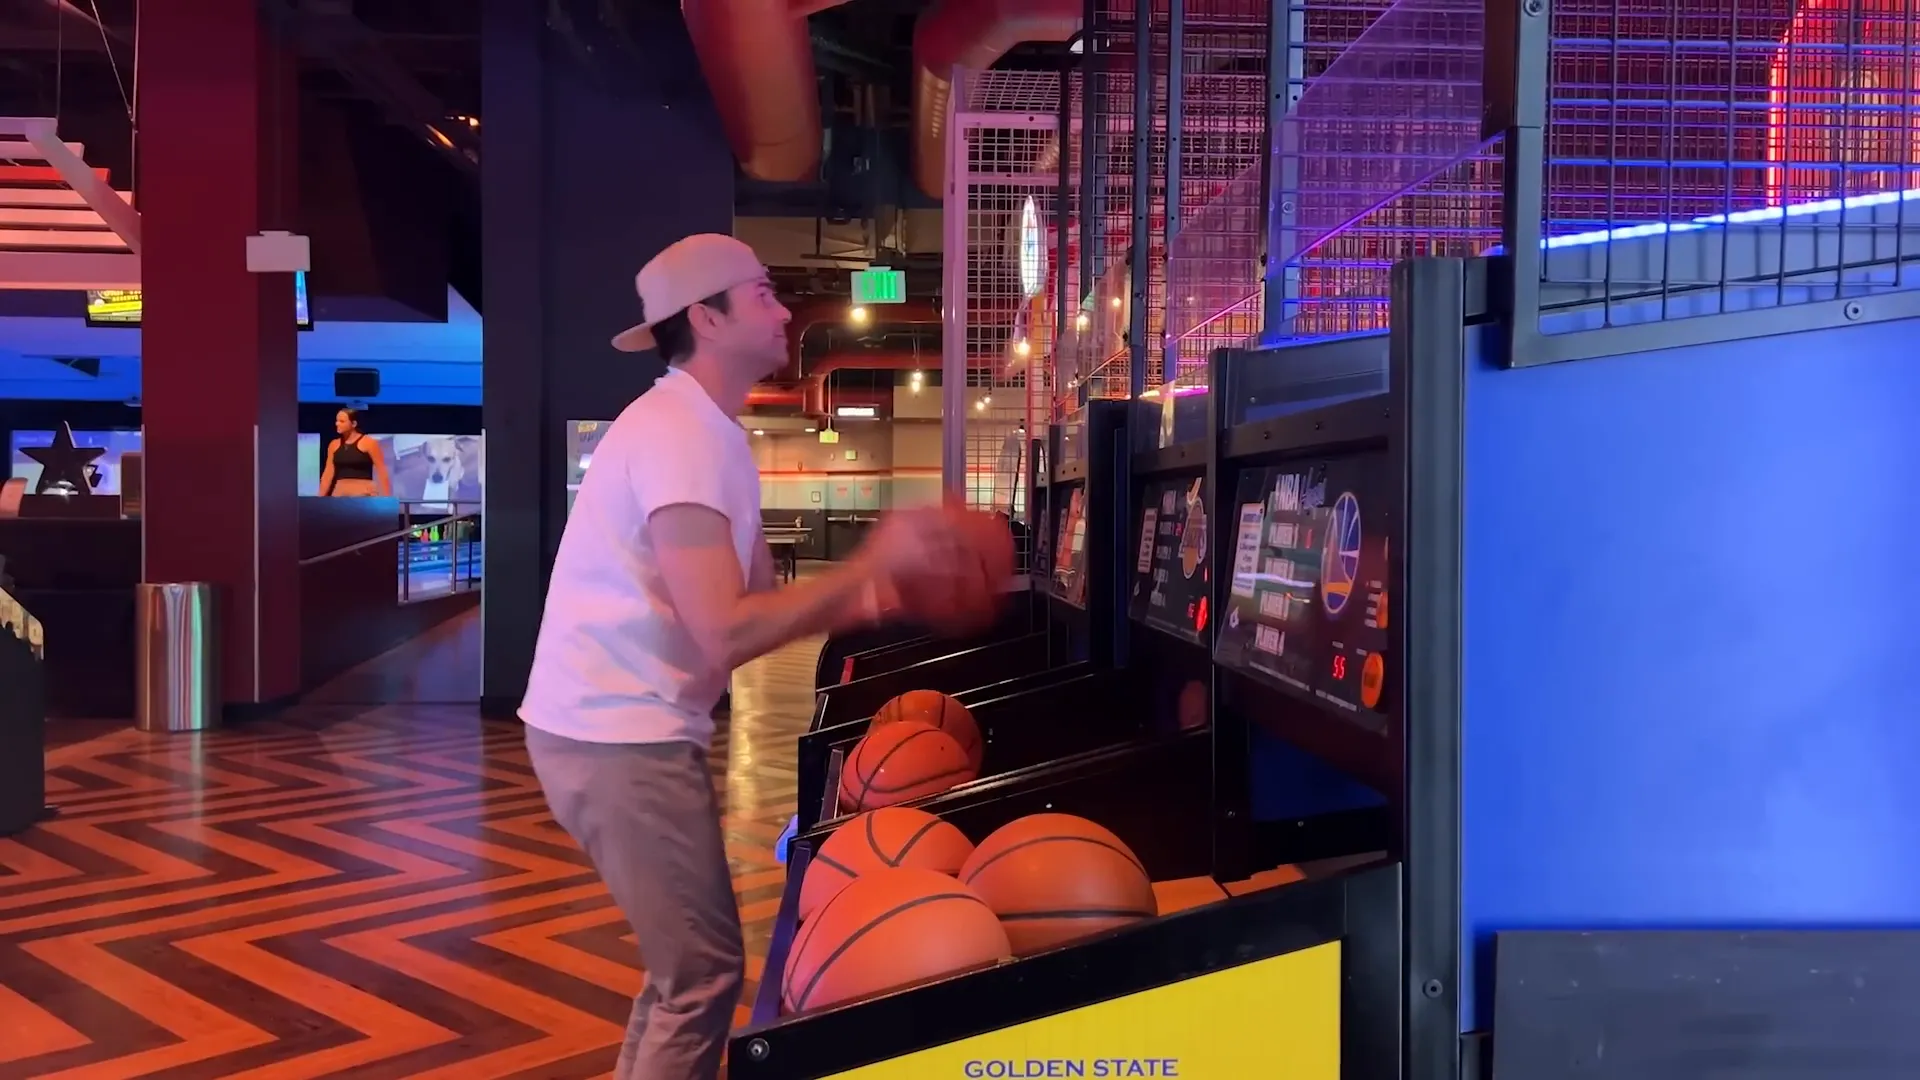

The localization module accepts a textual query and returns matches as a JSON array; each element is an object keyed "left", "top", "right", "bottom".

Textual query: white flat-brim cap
[{"left": 611, "top": 233, "right": 770, "bottom": 352}]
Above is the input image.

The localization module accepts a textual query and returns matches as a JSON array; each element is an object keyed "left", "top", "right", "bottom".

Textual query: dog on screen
[{"left": 417, "top": 437, "right": 466, "bottom": 504}]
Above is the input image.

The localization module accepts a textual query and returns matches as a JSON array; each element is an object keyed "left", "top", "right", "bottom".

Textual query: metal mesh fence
[
  {"left": 947, "top": 0, "right": 1919, "bottom": 428},
  {"left": 950, "top": 70, "right": 1063, "bottom": 520},
  {"left": 1270, "top": 0, "right": 1495, "bottom": 336},
  {"left": 1165, "top": 163, "right": 1266, "bottom": 385},
  {"left": 1525, "top": 0, "right": 1920, "bottom": 332},
  {"left": 1075, "top": 0, "right": 1159, "bottom": 404},
  {"left": 1161, "top": 0, "right": 1270, "bottom": 396},
  {"left": 1050, "top": 70, "right": 1088, "bottom": 418}
]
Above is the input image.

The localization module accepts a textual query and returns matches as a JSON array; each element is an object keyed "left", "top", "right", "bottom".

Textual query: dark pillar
[
  {"left": 138, "top": 1, "right": 302, "bottom": 708},
  {"left": 480, "top": 3, "right": 738, "bottom": 715}
]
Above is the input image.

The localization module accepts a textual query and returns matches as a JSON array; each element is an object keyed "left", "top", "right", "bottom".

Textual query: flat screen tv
[
  {"left": 85, "top": 270, "right": 313, "bottom": 329},
  {"left": 300, "top": 432, "right": 485, "bottom": 503}
]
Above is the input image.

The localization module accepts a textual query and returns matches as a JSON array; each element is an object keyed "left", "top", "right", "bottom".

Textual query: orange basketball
[
  {"left": 781, "top": 866, "right": 1010, "bottom": 1013},
  {"left": 797, "top": 806, "right": 975, "bottom": 921},
  {"left": 1176, "top": 680, "right": 1209, "bottom": 731},
  {"left": 839, "top": 719, "right": 978, "bottom": 812},
  {"left": 894, "top": 508, "right": 1014, "bottom": 636},
  {"left": 959, "top": 813, "right": 1158, "bottom": 956},
  {"left": 874, "top": 690, "right": 984, "bottom": 770},
  {"left": 961, "top": 507, "right": 1017, "bottom": 583}
]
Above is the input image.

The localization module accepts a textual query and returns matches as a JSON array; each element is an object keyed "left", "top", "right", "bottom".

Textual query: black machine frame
[
  {"left": 1042, "top": 399, "right": 1127, "bottom": 668},
  {"left": 728, "top": 259, "right": 1470, "bottom": 1079},
  {"left": 1196, "top": 257, "right": 1466, "bottom": 1080}
]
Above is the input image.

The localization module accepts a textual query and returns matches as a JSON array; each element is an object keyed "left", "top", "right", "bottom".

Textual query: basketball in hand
[{"left": 893, "top": 508, "right": 1015, "bottom": 636}]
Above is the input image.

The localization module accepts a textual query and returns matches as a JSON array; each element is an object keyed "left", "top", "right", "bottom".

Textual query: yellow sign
[
  {"left": 86, "top": 288, "right": 142, "bottom": 322},
  {"left": 825, "top": 941, "right": 1339, "bottom": 1079}
]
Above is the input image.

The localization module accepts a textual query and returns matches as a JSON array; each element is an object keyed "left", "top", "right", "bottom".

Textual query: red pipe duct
[
  {"left": 751, "top": 350, "right": 933, "bottom": 416},
  {"left": 803, "top": 351, "right": 929, "bottom": 415},
  {"left": 746, "top": 384, "right": 902, "bottom": 415},
  {"left": 803, "top": 385, "right": 898, "bottom": 415},
  {"left": 911, "top": 0, "right": 1082, "bottom": 198},
  {"left": 782, "top": 296, "right": 943, "bottom": 380},
  {"left": 682, "top": 0, "right": 845, "bottom": 182},
  {"left": 805, "top": 350, "right": 930, "bottom": 380}
]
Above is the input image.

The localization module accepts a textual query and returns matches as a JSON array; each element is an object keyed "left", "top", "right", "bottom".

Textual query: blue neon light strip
[
  {"left": 1503, "top": 185, "right": 1920, "bottom": 253},
  {"left": 1254, "top": 186, "right": 1920, "bottom": 349}
]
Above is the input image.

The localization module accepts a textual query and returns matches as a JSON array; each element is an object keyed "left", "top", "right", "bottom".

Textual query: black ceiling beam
[
  {"left": 809, "top": 33, "right": 894, "bottom": 79},
  {"left": 258, "top": 0, "right": 479, "bottom": 174},
  {"left": 0, "top": 0, "right": 132, "bottom": 47},
  {"left": 0, "top": 24, "right": 107, "bottom": 50}
]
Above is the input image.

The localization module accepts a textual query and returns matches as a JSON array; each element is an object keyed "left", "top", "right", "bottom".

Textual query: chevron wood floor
[{"left": 0, "top": 609, "right": 823, "bottom": 1079}]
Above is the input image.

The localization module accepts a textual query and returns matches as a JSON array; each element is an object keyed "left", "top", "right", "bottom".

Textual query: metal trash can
[{"left": 134, "top": 582, "right": 220, "bottom": 733}]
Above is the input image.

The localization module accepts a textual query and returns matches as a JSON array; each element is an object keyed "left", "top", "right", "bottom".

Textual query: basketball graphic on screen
[
  {"left": 840, "top": 720, "right": 978, "bottom": 812},
  {"left": 874, "top": 690, "right": 983, "bottom": 771},
  {"left": 1179, "top": 477, "right": 1207, "bottom": 579},
  {"left": 1322, "top": 490, "right": 1362, "bottom": 616},
  {"left": 797, "top": 807, "right": 975, "bottom": 921}
]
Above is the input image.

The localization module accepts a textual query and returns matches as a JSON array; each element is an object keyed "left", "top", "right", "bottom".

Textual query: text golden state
[{"left": 963, "top": 1059, "right": 1182, "bottom": 1077}]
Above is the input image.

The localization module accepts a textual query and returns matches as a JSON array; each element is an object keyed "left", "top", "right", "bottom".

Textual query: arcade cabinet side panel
[{"left": 1458, "top": 299, "right": 1920, "bottom": 1033}]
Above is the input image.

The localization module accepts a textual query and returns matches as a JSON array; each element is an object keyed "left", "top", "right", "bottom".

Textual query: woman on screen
[{"left": 321, "top": 408, "right": 391, "bottom": 497}]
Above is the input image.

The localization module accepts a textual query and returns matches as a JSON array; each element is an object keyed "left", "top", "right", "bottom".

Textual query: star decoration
[{"left": 21, "top": 422, "right": 105, "bottom": 495}]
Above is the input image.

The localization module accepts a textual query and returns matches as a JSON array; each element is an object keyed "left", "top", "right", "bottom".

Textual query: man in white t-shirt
[{"left": 521, "top": 234, "right": 987, "bottom": 1079}]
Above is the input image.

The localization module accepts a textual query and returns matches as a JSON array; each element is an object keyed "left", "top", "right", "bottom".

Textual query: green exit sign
[{"left": 851, "top": 266, "right": 906, "bottom": 305}]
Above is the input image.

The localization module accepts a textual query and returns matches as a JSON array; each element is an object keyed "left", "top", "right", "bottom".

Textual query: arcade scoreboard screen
[
  {"left": 1214, "top": 452, "right": 1392, "bottom": 733},
  {"left": 1128, "top": 473, "right": 1210, "bottom": 641},
  {"left": 1050, "top": 484, "right": 1087, "bottom": 607},
  {"left": 1051, "top": 484, "right": 1087, "bottom": 605}
]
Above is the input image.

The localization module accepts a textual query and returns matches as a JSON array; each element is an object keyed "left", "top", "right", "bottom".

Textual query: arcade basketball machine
[
  {"left": 733, "top": 3, "right": 1425, "bottom": 1078},
  {"left": 728, "top": 261, "right": 1444, "bottom": 1080}
]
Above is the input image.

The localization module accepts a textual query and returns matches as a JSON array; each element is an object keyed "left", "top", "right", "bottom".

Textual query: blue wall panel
[
  {"left": 0, "top": 357, "right": 479, "bottom": 406},
  {"left": 1459, "top": 317, "right": 1920, "bottom": 1029},
  {"left": 0, "top": 286, "right": 482, "bottom": 405}
]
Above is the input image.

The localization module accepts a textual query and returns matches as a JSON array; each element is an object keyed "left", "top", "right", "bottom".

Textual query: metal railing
[{"left": 298, "top": 500, "right": 483, "bottom": 604}]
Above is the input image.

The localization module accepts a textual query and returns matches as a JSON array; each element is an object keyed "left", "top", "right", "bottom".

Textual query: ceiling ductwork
[
  {"left": 805, "top": 350, "right": 929, "bottom": 380},
  {"left": 784, "top": 296, "right": 943, "bottom": 379},
  {"left": 747, "top": 386, "right": 806, "bottom": 407},
  {"left": 753, "top": 349, "right": 932, "bottom": 416},
  {"left": 803, "top": 350, "right": 930, "bottom": 414},
  {"left": 910, "top": 0, "right": 1081, "bottom": 198},
  {"left": 681, "top": 0, "right": 847, "bottom": 182},
  {"left": 747, "top": 384, "right": 900, "bottom": 415}
]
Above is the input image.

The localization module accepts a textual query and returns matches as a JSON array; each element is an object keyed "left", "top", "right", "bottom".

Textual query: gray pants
[{"left": 525, "top": 725, "right": 745, "bottom": 1080}]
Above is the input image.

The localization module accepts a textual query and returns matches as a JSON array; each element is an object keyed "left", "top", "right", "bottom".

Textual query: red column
[{"left": 137, "top": 2, "right": 301, "bottom": 707}]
